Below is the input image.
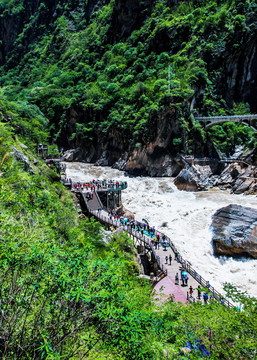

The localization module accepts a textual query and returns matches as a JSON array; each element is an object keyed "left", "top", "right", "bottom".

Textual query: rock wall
[
  {"left": 223, "top": 41, "right": 257, "bottom": 112},
  {"left": 108, "top": 0, "right": 152, "bottom": 41},
  {"left": 124, "top": 107, "right": 182, "bottom": 176}
]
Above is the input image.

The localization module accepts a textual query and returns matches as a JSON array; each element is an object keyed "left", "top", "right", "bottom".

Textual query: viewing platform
[{"left": 71, "top": 180, "right": 128, "bottom": 211}]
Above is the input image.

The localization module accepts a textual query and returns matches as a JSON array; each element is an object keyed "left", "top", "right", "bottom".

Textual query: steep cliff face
[
  {"left": 125, "top": 106, "right": 182, "bottom": 176},
  {"left": 225, "top": 41, "right": 257, "bottom": 112},
  {"left": 0, "top": 0, "right": 152, "bottom": 66},
  {"left": 108, "top": 0, "right": 152, "bottom": 41},
  {"left": 204, "top": 39, "right": 257, "bottom": 113},
  {"left": 0, "top": 0, "right": 58, "bottom": 66}
]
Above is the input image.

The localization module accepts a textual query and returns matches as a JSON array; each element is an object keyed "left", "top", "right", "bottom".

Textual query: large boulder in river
[
  {"left": 211, "top": 204, "right": 257, "bottom": 258},
  {"left": 174, "top": 169, "right": 200, "bottom": 191},
  {"left": 174, "top": 167, "right": 208, "bottom": 191}
]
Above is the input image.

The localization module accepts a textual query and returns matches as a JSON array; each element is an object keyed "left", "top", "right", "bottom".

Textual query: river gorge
[{"left": 65, "top": 162, "right": 257, "bottom": 299}]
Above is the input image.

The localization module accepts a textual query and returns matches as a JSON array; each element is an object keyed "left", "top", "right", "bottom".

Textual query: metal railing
[
  {"left": 195, "top": 114, "right": 257, "bottom": 122},
  {"left": 78, "top": 189, "right": 233, "bottom": 308},
  {"left": 75, "top": 181, "right": 128, "bottom": 192},
  {"left": 154, "top": 230, "right": 233, "bottom": 308},
  {"left": 97, "top": 182, "right": 128, "bottom": 192}
]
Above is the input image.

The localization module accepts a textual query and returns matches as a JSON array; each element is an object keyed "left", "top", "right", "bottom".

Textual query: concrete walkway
[{"left": 153, "top": 244, "right": 202, "bottom": 304}]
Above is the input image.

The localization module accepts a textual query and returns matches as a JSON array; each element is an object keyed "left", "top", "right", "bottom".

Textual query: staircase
[{"left": 83, "top": 192, "right": 103, "bottom": 211}]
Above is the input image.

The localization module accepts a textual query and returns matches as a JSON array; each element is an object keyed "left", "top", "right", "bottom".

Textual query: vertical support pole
[{"left": 168, "top": 65, "right": 171, "bottom": 93}]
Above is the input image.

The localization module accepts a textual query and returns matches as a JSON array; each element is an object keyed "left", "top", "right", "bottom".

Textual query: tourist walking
[
  {"left": 175, "top": 273, "right": 179, "bottom": 285},
  {"left": 203, "top": 292, "right": 208, "bottom": 304},
  {"left": 169, "top": 254, "right": 172, "bottom": 265},
  {"left": 165, "top": 255, "right": 168, "bottom": 264},
  {"left": 174, "top": 250, "right": 178, "bottom": 261},
  {"left": 189, "top": 285, "right": 193, "bottom": 297},
  {"left": 184, "top": 274, "right": 188, "bottom": 286},
  {"left": 181, "top": 275, "right": 185, "bottom": 286}
]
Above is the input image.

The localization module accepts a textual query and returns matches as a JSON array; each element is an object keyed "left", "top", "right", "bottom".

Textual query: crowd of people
[
  {"left": 106, "top": 213, "right": 172, "bottom": 251},
  {"left": 72, "top": 179, "right": 127, "bottom": 191}
]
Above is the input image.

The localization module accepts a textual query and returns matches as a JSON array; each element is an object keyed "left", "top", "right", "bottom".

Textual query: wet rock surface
[
  {"left": 174, "top": 161, "right": 257, "bottom": 194},
  {"left": 62, "top": 148, "right": 81, "bottom": 162},
  {"left": 211, "top": 204, "right": 257, "bottom": 259},
  {"left": 174, "top": 161, "right": 217, "bottom": 191},
  {"left": 212, "top": 163, "right": 257, "bottom": 194},
  {"left": 174, "top": 168, "right": 206, "bottom": 192}
]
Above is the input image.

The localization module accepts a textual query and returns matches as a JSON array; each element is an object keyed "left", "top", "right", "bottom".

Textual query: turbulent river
[{"left": 65, "top": 162, "right": 257, "bottom": 299}]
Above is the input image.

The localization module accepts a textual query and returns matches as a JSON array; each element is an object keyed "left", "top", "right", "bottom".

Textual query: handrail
[
  {"left": 195, "top": 114, "right": 257, "bottom": 121},
  {"left": 94, "top": 189, "right": 104, "bottom": 208},
  {"left": 79, "top": 189, "right": 233, "bottom": 308},
  {"left": 98, "top": 182, "right": 128, "bottom": 192},
  {"left": 165, "top": 235, "right": 233, "bottom": 308}
]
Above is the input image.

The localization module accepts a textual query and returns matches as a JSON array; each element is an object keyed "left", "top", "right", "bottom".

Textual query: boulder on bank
[
  {"left": 62, "top": 148, "right": 81, "bottom": 162},
  {"left": 213, "top": 163, "right": 257, "bottom": 194},
  {"left": 211, "top": 204, "right": 257, "bottom": 258},
  {"left": 174, "top": 161, "right": 257, "bottom": 194},
  {"left": 174, "top": 169, "right": 200, "bottom": 191}
]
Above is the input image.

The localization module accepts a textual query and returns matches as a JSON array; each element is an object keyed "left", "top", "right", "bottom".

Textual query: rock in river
[
  {"left": 174, "top": 167, "right": 207, "bottom": 191},
  {"left": 211, "top": 204, "right": 257, "bottom": 258}
]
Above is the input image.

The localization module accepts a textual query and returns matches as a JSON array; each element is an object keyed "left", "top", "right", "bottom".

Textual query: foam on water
[{"left": 65, "top": 162, "right": 257, "bottom": 298}]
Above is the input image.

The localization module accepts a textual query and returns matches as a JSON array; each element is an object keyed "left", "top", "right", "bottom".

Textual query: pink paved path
[
  {"left": 153, "top": 243, "right": 203, "bottom": 304},
  {"left": 154, "top": 275, "right": 187, "bottom": 303}
]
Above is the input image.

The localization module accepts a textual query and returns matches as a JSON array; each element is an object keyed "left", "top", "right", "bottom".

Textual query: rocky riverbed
[{"left": 174, "top": 162, "right": 257, "bottom": 194}]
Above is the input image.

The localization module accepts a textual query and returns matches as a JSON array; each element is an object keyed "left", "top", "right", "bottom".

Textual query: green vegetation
[
  {"left": 0, "top": 2, "right": 257, "bottom": 357},
  {"left": 0, "top": 104, "right": 257, "bottom": 359},
  {"left": 0, "top": 0, "right": 256, "bottom": 155}
]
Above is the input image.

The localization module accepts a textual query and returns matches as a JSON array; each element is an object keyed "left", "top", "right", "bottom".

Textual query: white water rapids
[{"left": 65, "top": 162, "right": 257, "bottom": 298}]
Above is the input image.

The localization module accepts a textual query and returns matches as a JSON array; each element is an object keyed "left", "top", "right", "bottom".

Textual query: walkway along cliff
[{"left": 63, "top": 177, "right": 234, "bottom": 307}]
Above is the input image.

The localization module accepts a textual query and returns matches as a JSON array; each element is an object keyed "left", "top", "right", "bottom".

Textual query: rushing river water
[{"left": 65, "top": 162, "right": 257, "bottom": 298}]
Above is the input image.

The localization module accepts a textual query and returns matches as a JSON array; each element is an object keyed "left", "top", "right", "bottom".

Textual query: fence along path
[{"left": 77, "top": 188, "right": 233, "bottom": 307}]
